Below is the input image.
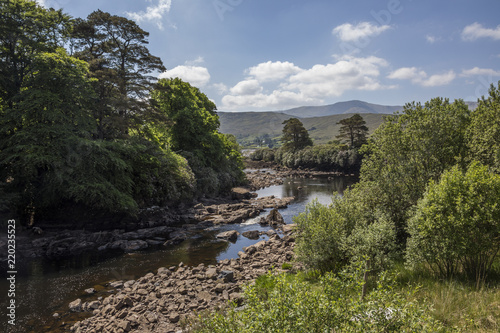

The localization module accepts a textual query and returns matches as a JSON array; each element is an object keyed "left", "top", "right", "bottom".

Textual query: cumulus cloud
[
  {"left": 221, "top": 56, "right": 392, "bottom": 110},
  {"left": 332, "top": 22, "right": 391, "bottom": 42},
  {"left": 284, "top": 56, "right": 390, "bottom": 98},
  {"left": 159, "top": 65, "right": 210, "bottom": 87},
  {"left": 460, "top": 67, "right": 500, "bottom": 77},
  {"left": 246, "top": 61, "right": 302, "bottom": 82},
  {"left": 229, "top": 79, "right": 262, "bottom": 95},
  {"left": 388, "top": 67, "right": 456, "bottom": 87},
  {"left": 462, "top": 22, "right": 500, "bottom": 41},
  {"left": 127, "top": 0, "right": 172, "bottom": 29}
]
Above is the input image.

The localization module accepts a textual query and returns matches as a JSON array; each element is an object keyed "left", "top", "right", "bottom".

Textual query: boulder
[
  {"left": 69, "top": 298, "right": 82, "bottom": 312},
  {"left": 231, "top": 187, "right": 253, "bottom": 200},
  {"left": 216, "top": 230, "right": 239, "bottom": 242},
  {"left": 242, "top": 230, "right": 260, "bottom": 240},
  {"left": 259, "top": 208, "right": 285, "bottom": 226}
]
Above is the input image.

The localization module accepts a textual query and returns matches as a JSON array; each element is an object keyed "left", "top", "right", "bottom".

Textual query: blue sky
[{"left": 37, "top": 0, "right": 500, "bottom": 111}]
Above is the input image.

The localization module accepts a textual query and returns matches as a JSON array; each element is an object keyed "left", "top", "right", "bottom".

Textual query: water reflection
[{"left": 0, "top": 175, "right": 356, "bottom": 332}]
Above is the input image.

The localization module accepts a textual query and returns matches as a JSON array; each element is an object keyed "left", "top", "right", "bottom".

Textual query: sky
[{"left": 36, "top": 0, "right": 500, "bottom": 111}]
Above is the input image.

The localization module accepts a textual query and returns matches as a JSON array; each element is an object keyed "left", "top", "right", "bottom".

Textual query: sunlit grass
[{"left": 392, "top": 263, "right": 500, "bottom": 332}]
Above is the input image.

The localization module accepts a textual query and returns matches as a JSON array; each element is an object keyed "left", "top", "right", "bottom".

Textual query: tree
[
  {"left": 0, "top": 49, "right": 97, "bottom": 223},
  {"left": 281, "top": 118, "right": 313, "bottom": 152},
  {"left": 360, "top": 98, "right": 471, "bottom": 243},
  {"left": 336, "top": 114, "right": 369, "bottom": 148},
  {"left": 407, "top": 162, "right": 500, "bottom": 280},
  {"left": 467, "top": 81, "right": 500, "bottom": 173},
  {"left": 0, "top": 0, "right": 71, "bottom": 108},
  {"left": 71, "top": 10, "right": 165, "bottom": 139},
  {"left": 152, "top": 78, "right": 244, "bottom": 195}
]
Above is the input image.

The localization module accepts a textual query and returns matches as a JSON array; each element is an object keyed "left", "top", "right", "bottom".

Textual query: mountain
[
  {"left": 218, "top": 100, "right": 479, "bottom": 147},
  {"left": 218, "top": 111, "right": 386, "bottom": 146},
  {"left": 278, "top": 100, "right": 403, "bottom": 118}
]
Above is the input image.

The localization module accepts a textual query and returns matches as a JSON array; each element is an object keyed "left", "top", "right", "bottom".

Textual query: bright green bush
[
  {"left": 294, "top": 185, "right": 396, "bottom": 273},
  {"left": 406, "top": 162, "right": 500, "bottom": 280},
  {"left": 186, "top": 265, "right": 448, "bottom": 333}
]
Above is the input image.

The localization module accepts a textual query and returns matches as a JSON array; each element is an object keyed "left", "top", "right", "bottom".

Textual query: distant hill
[
  {"left": 279, "top": 100, "right": 403, "bottom": 118},
  {"left": 218, "top": 111, "right": 386, "bottom": 146},
  {"left": 218, "top": 100, "right": 479, "bottom": 147}
]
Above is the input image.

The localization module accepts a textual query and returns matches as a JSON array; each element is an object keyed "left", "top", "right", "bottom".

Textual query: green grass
[{"left": 392, "top": 263, "right": 500, "bottom": 332}]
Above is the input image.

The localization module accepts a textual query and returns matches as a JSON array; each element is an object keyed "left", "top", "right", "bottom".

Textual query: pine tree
[
  {"left": 336, "top": 114, "right": 369, "bottom": 148},
  {"left": 281, "top": 118, "right": 313, "bottom": 152}
]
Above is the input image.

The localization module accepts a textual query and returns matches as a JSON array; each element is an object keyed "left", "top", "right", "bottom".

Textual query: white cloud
[
  {"left": 230, "top": 79, "right": 262, "bottom": 95},
  {"left": 460, "top": 67, "right": 500, "bottom": 77},
  {"left": 421, "top": 71, "right": 456, "bottom": 87},
  {"left": 159, "top": 66, "right": 210, "bottom": 87},
  {"left": 426, "top": 35, "right": 441, "bottom": 44},
  {"left": 332, "top": 22, "right": 391, "bottom": 42},
  {"left": 462, "top": 22, "right": 500, "bottom": 41},
  {"left": 126, "top": 0, "right": 172, "bottom": 29},
  {"left": 387, "top": 67, "right": 426, "bottom": 80},
  {"left": 184, "top": 56, "right": 205, "bottom": 66},
  {"left": 284, "top": 56, "right": 390, "bottom": 98},
  {"left": 246, "top": 61, "right": 302, "bottom": 82},
  {"left": 212, "top": 83, "right": 228, "bottom": 95},
  {"left": 388, "top": 67, "right": 456, "bottom": 87},
  {"left": 221, "top": 56, "right": 392, "bottom": 110}
]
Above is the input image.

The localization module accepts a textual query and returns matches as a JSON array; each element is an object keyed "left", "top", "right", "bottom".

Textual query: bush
[
  {"left": 186, "top": 265, "right": 448, "bottom": 332},
  {"left": 294, "top": 185, "right": 397, "bottom": 273},
  {"left": 273, "top": 144, "right": 361, "bottom": 172},
  {"left": 406, "top": 162, "right": 500, "bottom": 280}
]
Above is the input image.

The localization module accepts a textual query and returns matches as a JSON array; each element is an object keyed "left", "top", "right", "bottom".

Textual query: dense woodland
[{"left": 0, "top": 0, "right": 244, "bottom": 226}]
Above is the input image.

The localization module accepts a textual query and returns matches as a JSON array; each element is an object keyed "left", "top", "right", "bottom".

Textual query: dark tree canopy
[
  {"left": 336, "top": 114, "right": 369, "bottom": 148},
  {"left": 0, "top": 0, "right": 71, "bottom": 108},
  {"left": 281, "top": 118, "right": 313, "bottom": 152},
  {"left": 71, "top": 10, "right": 165, "bottom": 139}
]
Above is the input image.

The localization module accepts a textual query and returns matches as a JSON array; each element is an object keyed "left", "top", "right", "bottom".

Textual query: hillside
[{"left": 218, "top": 111, "right": 386, "bottom": 146}]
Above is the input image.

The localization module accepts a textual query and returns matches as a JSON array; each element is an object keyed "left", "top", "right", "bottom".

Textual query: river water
[{"left": 0, "top": 174, "right": 357, "bottom": 332}]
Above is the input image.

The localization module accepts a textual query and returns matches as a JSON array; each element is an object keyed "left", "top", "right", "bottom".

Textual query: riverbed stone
[
  {"left": 69, "top": 298, "right": 82, "bottom": 312},
  {"left": 216, "top": 230, "right": 239, "bottom": 242},
  {"left": 242, "top": 230, "right": 260, "bottom": 240}
]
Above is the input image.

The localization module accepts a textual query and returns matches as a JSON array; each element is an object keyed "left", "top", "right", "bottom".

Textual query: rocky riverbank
[
  {"left": 68, "top": 226, "right": 299, "bottom": 333},
  {"left": 1, "top": 187, "right": 293, "bottom": 260}
]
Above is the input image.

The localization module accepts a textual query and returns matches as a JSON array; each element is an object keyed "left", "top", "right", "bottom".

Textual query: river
[{"left": 0, "top": 174, "right": 357, "bottom": 332}]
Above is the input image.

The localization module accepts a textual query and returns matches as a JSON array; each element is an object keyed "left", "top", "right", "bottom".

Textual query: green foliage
[
  {"left": 249, "top": 148, "right": 275, "bottom": 162},
  {"left": 294, "top": 186, "right": 396, "bottom": 273},
  {"left": 274, "top": 144, "right": 361, "bottom": 172},
  {"left": 406, "top": 162, "right": 500, "bottom": 280},
  {"left": 0, "top": 0, "right": 71, "bottom": 107},
  {"left": 361, "top": 98, "right": 471, "bottom": 242},
  {"left": 71, "top": 10, "right": 165, "bottom": 139},
  {"left": 336, "top": 113, "right": 369, "bottom": 148},
  {"left": 152, "top": 78, "right": 244, "bottom": 196},
  {"left": 0, "top": 49, "right": 97, "bottom": 221},
  {"left": 187, "top": 265, "right": 447, "bottom": 333},
  {"left": 467, "top": 82, "right": 500, "bottom": 173},
  {"left": 281, "top": 118, "right": 313, "bottom": 152}
]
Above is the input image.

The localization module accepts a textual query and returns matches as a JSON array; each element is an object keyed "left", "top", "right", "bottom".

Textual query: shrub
[
  {"left": 294, "top": 185, "right": 397, "bottom": 273},
  {"left": 406, "top": 162, "right": 500, "bottom": 280},
  {"left": 186, "top": 265, "right": 448, "bottom": 332}
]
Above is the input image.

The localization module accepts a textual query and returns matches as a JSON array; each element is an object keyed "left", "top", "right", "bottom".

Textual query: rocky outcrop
[
  {"left": 69, "top": 229, "right": 299, "bottom": 333},
  {"left": 259, "top": 208, "right": 285, "bottom": 226}
]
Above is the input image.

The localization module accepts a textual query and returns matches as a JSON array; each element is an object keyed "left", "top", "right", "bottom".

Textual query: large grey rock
[
  {"left": 242, "top": 230, "right": 260, "bottom": 240},
  {"left": 216, "top": 230, "right": 239, "bottom": 242}
]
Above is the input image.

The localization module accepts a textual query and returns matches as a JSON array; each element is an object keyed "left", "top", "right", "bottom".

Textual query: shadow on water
[{"left": 0, "top": 175, "right": 356, "bottom": 332}]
